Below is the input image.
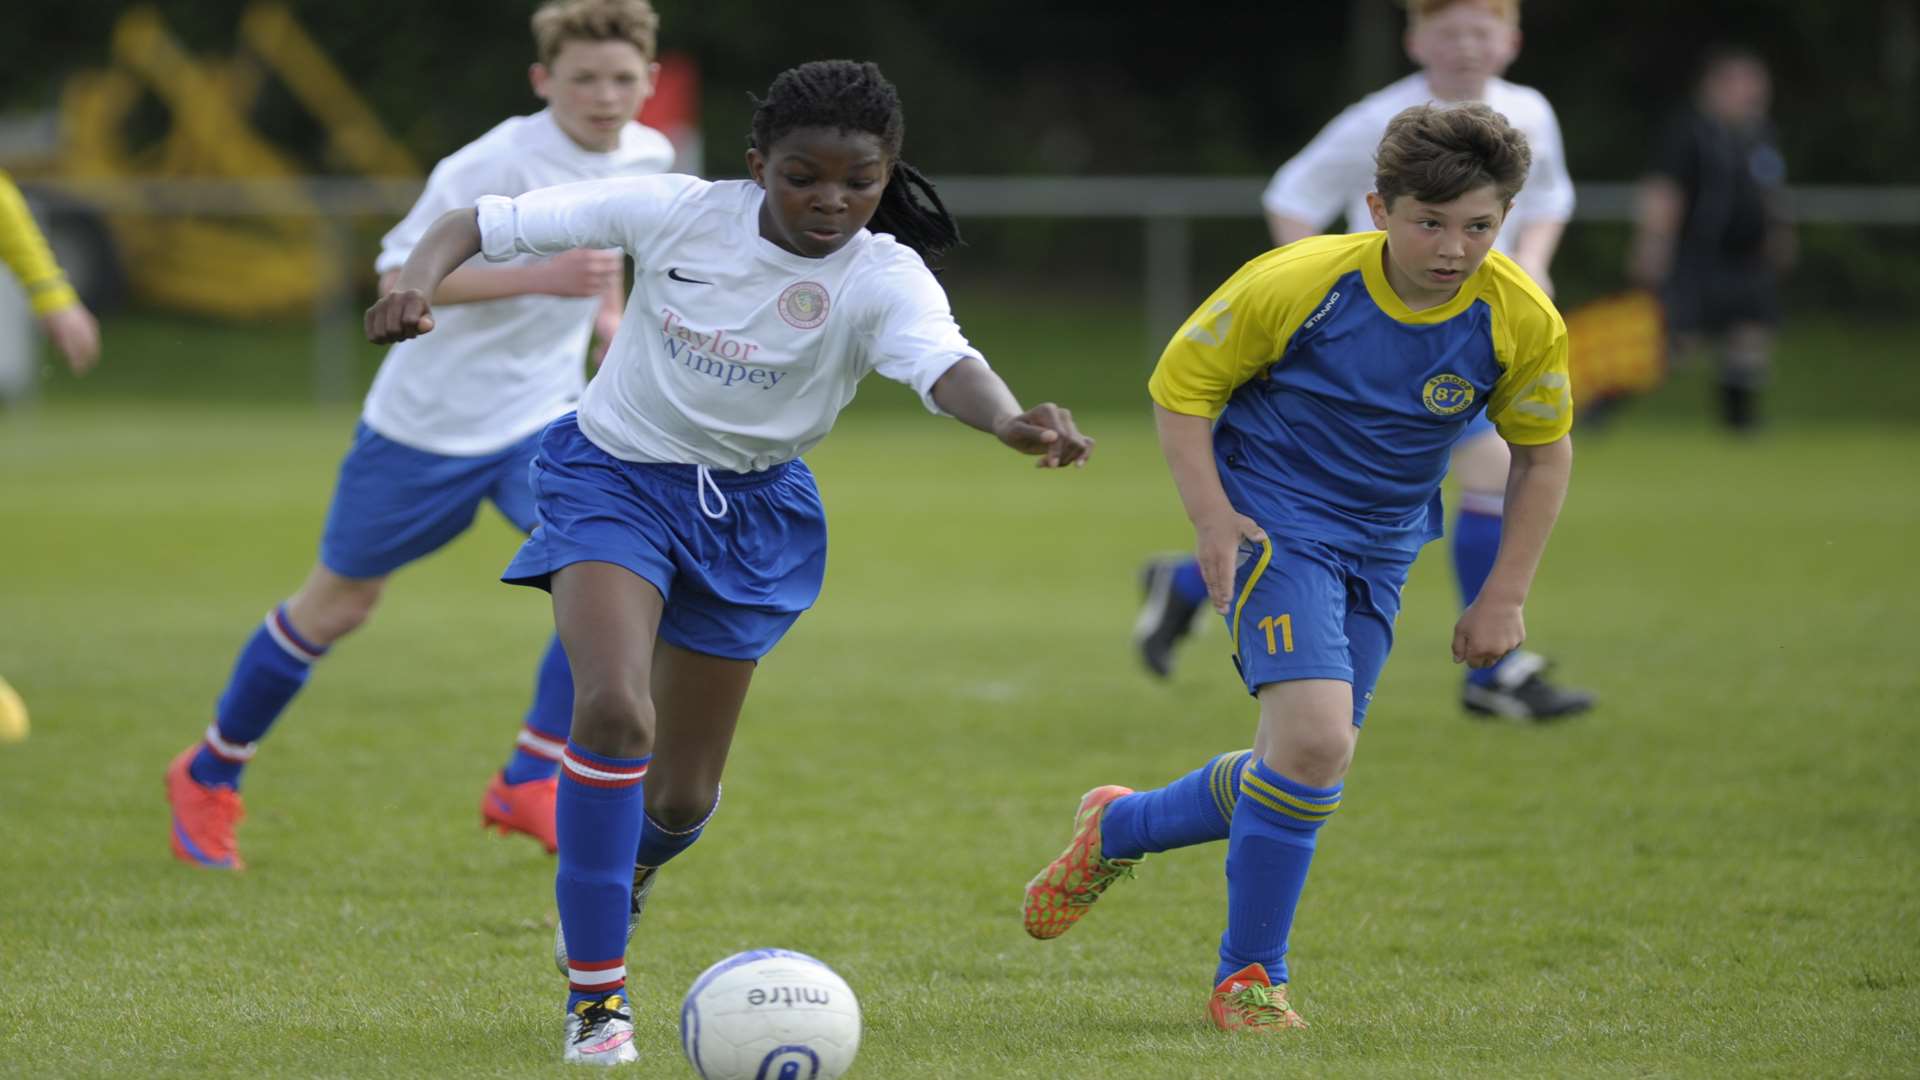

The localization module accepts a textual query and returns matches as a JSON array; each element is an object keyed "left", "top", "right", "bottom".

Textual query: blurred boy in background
[
  {"left": 1630, "top": 46, "right": 1792, "bottom": 433},
  {"left": 163, "top": 0, "right": 674, "bottom": 870}
]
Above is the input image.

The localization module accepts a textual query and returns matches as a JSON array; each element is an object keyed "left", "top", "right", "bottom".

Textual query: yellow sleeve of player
[
  {"left": 0, "top": 170, "right": 79, "bottom": 317},
  {"left": 1484, "top": 262, "right": 1575, "bottom": 445},
  {"left": 1148, "top": 255, "right": 1299, "bottom": 419}
]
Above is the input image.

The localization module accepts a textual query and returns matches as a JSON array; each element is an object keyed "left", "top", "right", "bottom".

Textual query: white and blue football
[{"left": 680, "top": 948, "right": 861, "bottom": 1080}]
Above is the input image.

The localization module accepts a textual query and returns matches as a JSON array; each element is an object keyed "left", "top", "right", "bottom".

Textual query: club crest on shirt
[
  {"left": 778, "top": 281, "right": 831, "bottom": 329},
  {"left": 1421, "top": 374, "right": 1476, "bottom": 416}
]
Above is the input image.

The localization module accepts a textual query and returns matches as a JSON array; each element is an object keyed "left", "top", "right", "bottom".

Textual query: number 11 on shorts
[{"left": 1257, "top": 613, "right": 1293, "bottom": 655}]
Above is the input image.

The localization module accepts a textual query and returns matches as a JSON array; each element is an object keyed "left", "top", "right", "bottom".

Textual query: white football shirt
[
  {"left": 363, "top": 109, "right": 674, "bottom": 455},
  {"left": 476, "top": 176, "right": 984, "bottom": 473},
  {"left": 1261, "top": 73, "right": 1575, "bottom": 254}
]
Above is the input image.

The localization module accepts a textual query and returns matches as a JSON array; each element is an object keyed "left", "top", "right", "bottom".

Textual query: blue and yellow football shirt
[{"left": 1149, "top": 231, "right": 1572, "bottom": 557}]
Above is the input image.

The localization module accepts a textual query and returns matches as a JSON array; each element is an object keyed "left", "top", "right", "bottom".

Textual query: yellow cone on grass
[{"left": 0, "top": 676, "right": 29, "bottom": 742}]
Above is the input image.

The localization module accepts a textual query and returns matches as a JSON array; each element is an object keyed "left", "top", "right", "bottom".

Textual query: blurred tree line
[{"left": 2, "top": 0, "right": 1915, "bottom": 310}]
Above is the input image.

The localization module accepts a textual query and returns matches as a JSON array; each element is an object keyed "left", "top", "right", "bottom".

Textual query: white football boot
[{"left": 563, "top": 992, "right": 638, "bottom": 1066}]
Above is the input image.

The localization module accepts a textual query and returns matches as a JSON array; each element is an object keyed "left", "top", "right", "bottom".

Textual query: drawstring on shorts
[{"left": 696, "top": 465, "right": 730, "bottom": 520}]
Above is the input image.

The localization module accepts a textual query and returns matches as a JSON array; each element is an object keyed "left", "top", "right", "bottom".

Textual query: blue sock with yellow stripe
[
  {"left": 1218, "top": 758, "right": 1342, "bottom": 985},
  {"left": 1100, "top": 750, "right": 1251, "bottom": 861},
  {"left": 1453, "top": 503, "right": 1505, "bottom": 689}
]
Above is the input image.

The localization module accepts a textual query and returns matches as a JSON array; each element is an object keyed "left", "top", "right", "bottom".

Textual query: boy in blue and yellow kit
[{"left": 1023, "top": 103, "right": 1574, "bottom": 1030}]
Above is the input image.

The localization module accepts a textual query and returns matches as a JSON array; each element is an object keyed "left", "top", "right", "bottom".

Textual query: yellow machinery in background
[{"left": 51, "top": 4, "right": 419, "bottom": 318}]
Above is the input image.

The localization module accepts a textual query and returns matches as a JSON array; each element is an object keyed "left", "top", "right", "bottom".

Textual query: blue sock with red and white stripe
[
  {"left": 501, "top": 634, "right": 572, "bottom": 785},
  {"left": 190, "top": 605, "right": 327, "bottom": 790},
  {"left": 557, "top": 741, "right": 650, "bottom": 1010}
]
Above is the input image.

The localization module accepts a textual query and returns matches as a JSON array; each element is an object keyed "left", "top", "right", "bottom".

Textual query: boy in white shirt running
[
  {"left": 165, "top": 0, "right": 674, "bottom": 870},
  {"left": 1136, "top": 0, "right": 1593, "bottom": 722},
  {"left": 368, "top": 59, "right": 1094, "bottom": 1067}
]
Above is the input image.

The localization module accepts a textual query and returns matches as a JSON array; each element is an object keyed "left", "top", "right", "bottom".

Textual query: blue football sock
[
  {"left": 557, "top": 742, "right": 651, "bottom": 1011},
  {"left": 190, "top": 606, "right": 327, "bottom": 790},
  {"left": 1101, "top": 750, "right": 1251, "bottom": 861},
  {"left": 503, "top": 634, "right": 573, "bottom": 785},
  {"left": 1453, "top": 500, "right": 1505, "bottom": 689},
  {"left": 1171, "top": 558, "right": 1209, "bottom": 607},
  {"left": 1217, "top": 759, "right": 1342, "bottom": 986},
  {"left": 633, "top": 788, "right": 719, "bottom": 870}
]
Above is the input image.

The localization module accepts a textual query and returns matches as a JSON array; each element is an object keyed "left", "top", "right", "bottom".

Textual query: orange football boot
[
  {"left": 165, "top": 745, "right": 245, "bottom": 870},
  {"left": 481, "top": 772, "right": 559, "bottom": 854},
  {"left": 1208, "top": 963, "right": 1307, "bottom": 1032},
  {"left": 1022, "top": 784, "right": 1140, "bottom": 939}
]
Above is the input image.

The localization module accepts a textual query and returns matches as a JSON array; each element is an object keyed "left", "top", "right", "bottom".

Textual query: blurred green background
[{"left": 2, "top": 3, "right": 1917, "bottom": 1076}]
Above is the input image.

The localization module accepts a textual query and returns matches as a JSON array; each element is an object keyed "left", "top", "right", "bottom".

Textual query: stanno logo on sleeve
[
  {"left": 1421, "top": 374, "right": 1476, "bottom": 416},
  {"left": 1301, "top": 290, "right": 1341, "bottom": 333},
  {"left": 777, "top": 281, "right": 831, "bottom": 329}
]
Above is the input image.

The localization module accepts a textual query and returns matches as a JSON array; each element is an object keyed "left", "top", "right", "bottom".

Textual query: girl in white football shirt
[{"left": 367, "top": 59, "right": 1092, "bottom": 1066}]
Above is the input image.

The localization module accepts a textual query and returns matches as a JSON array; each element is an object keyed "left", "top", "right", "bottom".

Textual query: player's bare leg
[
  {"left": 550, "top": 561, "right": 664, "bottom": 1066},
  {"left": 283, "top": 563, "right": 389, "bottom": 646}
]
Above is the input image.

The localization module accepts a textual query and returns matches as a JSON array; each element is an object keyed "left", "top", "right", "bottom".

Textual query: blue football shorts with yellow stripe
[{"left": 1225, "top": 532, "right": 1416, "bottom": 725}]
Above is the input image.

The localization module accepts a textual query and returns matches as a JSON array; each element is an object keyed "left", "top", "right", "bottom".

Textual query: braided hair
[{"left": 748, "top": 60, "right": 962, "bottom": 262}]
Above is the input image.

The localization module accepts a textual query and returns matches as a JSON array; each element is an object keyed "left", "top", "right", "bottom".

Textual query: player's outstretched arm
[
  {"left": 365, "top": 209, "right": 484, "bottom": 344},
  {"left": 1154, "top": 404, "right": 1266, "bottom": 615},
  {"left": 1452, "top": 434, "right": 1572, "bottom": 668},
  {"left": 1511, "top": 220, "right": 1567, "bottom": 298},
  {"left": 1627, "top": 177, "right": 1684, "bottom": 289},
  {"left": 1267, "top": 213, "right": 1319, "bottom": 248},
  {"left": 930, "top": 357, "right": 1094, "bottom": 469},
  {"left": 375, "top": 249, "right": 623, "bottom": 308}
]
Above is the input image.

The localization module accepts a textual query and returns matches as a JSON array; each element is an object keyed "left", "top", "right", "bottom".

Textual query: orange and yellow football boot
[
  {"left": 1022, "top": 784, "right": 1140, "bottom": 939},
  {"left": 481, "top": 772, "right": 559, "bottom": 854},
  {"left": 165, "top": 746, "right": 246, "bottom": 870},
  {"left": 1208, "top": 963, "right": 1308, "bottom": 1032}
]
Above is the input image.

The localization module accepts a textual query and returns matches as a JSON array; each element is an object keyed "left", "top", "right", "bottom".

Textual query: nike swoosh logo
[
  {"left": 667, "top": 268, "right": 712, "bottom": 285},
  {"left": 490, "top": 797, "right": 512, "bottom": 815}
]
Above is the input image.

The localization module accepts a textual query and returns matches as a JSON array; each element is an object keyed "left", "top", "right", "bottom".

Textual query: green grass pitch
[{"left": 0, "top": 311, "right": 1916, "bottom": 1077}]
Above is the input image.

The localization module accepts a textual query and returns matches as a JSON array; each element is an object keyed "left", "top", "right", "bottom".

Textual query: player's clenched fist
[{"left": 365, "top": 289, "right": 435, "bottom": 344}]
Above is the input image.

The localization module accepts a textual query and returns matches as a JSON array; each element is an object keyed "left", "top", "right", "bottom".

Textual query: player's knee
[
  {"left": 1263, "top": 726, "right": 1354, "bottom": 788},
  {"left": 327, "top": 589, "right": 381, "bottom": 637},
  {"left": 288, "top": 577, "right": 384, "bottom": 643},
  {"left": 571, "top": 684, "right": 655, "bottom": 754},
  {"left": 645, "top": 784, "right": 719, "bottom": 833}
]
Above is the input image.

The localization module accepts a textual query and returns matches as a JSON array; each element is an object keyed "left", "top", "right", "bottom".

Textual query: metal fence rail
[
  {"left": 24, "top": 177, "right": 1920, "bottom": 400},
  {"left": 32, "top": 176, "right": 1920, "bottom": 222}
]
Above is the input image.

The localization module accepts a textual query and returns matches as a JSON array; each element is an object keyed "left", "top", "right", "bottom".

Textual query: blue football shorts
[
  {"left": 319, "top": 422, "right": 543, "bottom": 579},
  {"left": 502, "top": 413, "right": 827, "bottom": 662},
  {"left": 1223, "top": 533, "right": 1416, "bottom": 726},
  {"left": 1458, "top": 411, "right": 1497, "bottom": 443}
]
